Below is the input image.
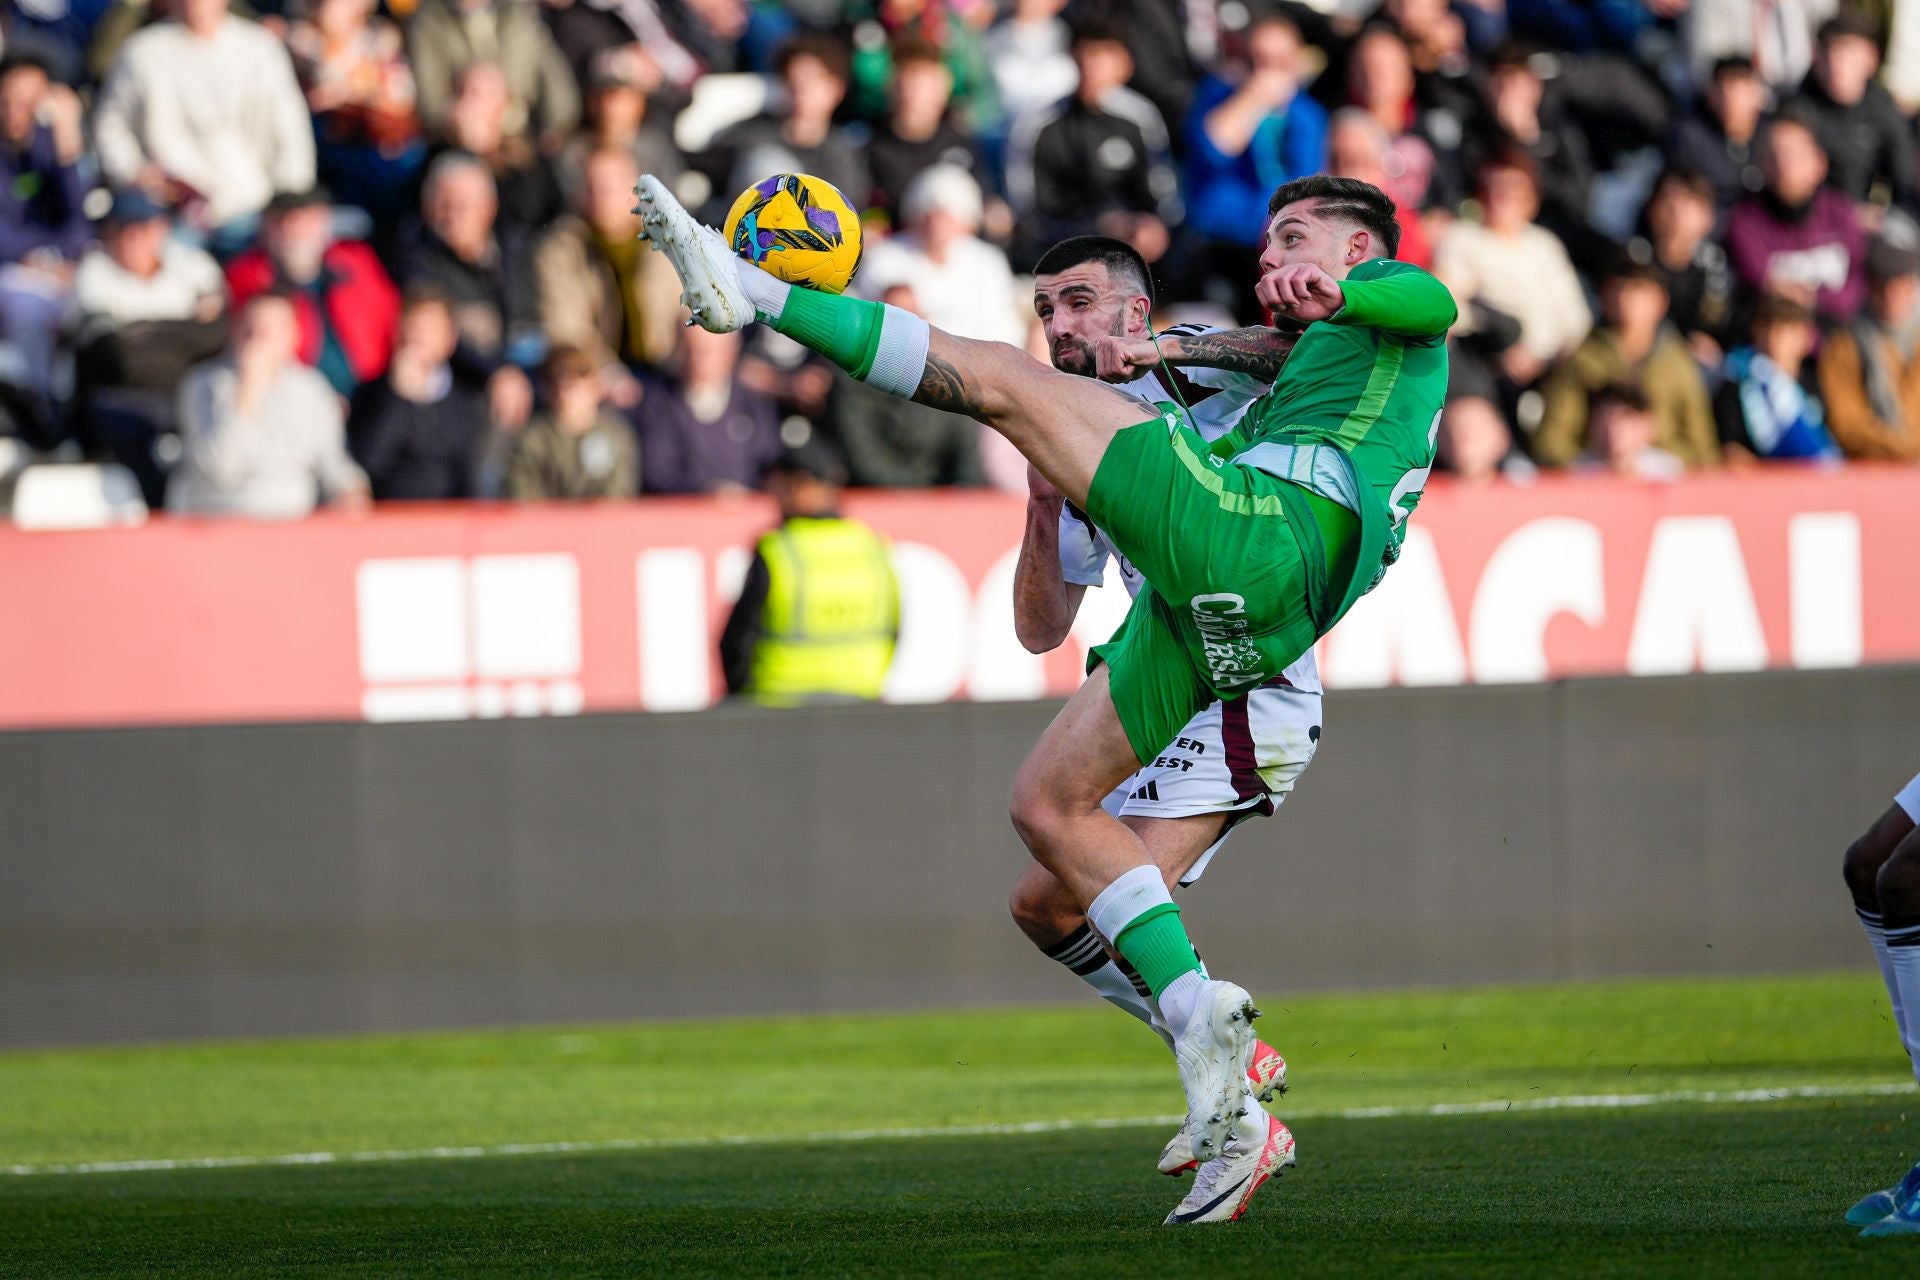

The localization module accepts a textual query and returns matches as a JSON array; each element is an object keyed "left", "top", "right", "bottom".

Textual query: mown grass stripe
[{"left": 7, "top": 1081, "right": 1907, "bottom": 1179}]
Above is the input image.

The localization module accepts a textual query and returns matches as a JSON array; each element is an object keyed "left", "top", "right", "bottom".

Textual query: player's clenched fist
[
  {"left": 1087, "top": 335, "right": 1163, "bottom": 383},
  {"left": 1257, "top": 263, "right": 1346, "bottom": 323}
]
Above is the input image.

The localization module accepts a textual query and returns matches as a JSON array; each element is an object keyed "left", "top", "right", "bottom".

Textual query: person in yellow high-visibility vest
[{"left": 718, "top": 439, "right": 900, "bottom": 706}]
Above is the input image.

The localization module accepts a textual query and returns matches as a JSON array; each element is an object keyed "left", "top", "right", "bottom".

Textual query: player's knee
[
  {"left": 1008, "top": 765, "right": 1071, "bottom": 856},
  {"left": 1876, "top": 839, "right": 1920, "bottom": 915},
  {"left": 1844, "top": 835, "right": 1887, "bottom": 908}
]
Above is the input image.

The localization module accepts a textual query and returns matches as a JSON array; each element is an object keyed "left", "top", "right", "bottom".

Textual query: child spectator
[
  {"left": 1579, "top": 383, "right": 1686, "bottom": 481},
  {"left": 1716, "top": 293, "right": 1838, "bottom": 463},
  {"left": 507, "top": 345, "right": 639, "bottom": 500},
  {"left": 1534, "top": 261, "right": 1719, "bottom": 470}
]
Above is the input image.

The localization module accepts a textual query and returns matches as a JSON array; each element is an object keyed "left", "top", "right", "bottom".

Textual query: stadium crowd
[{"left": 3, "top": 0, "right": 1920, "bottom": 518}]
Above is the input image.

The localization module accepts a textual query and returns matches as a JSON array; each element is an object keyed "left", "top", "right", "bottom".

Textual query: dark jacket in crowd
[
  {"left": 704, "top": 116, "right": 868, "bottom": 216},
  {"left": 1669, "top": 112, "right": 1765, "bottom": 209},
  {"left": 632, "top": 370, "right": 781, "bottom": 493},
  {"left": 1788, "top": 76, "right": 1917, "bottom": 208},
  {"left": 399, "top": 227, "right": 542, "bottom": 369},
  {"left": 1013, "top": 94, "right": 1173, "bottom": 241},
  {"left": 867, "top": 118, "right": 980, "bottom": 220},
  {"left": 347, "top": 371, "right": 490, "bottom": 499},
  {"left": 0, "top": 124, "right": 88, "bottom": 263},
  {"left": 826, "top": 373, "right": 985, "bottom": 488}
]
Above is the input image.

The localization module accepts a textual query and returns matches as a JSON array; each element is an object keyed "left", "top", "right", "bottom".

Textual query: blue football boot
[{"left": 1856, "top": 1160, "right": 1920, "bottom": 1236}]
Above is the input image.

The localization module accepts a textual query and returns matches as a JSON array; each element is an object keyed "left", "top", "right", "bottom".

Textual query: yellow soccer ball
[{"left": 723, "top": 173, "right": 863, "bottom": 294}]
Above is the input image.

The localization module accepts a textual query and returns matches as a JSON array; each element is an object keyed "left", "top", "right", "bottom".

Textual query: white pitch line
[{"left": 5, "top": 1081, "right": 1910, "bottom": 1179}]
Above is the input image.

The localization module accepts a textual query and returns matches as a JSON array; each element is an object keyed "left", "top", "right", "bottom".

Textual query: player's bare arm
[
  {"left": 1012, "top": 463, "right": 1086, "bottom": 654},
  {"left": 1089, "top": 327, "right": 1300, "bottom": 383}
]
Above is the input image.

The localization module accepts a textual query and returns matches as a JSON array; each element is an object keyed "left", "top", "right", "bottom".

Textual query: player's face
[
  {"left": 1259, "top": 200, "right": 1365, "bottom": 279},
  {"left": 1032, "top": 262, "right": 1147, "bottom": 377}
]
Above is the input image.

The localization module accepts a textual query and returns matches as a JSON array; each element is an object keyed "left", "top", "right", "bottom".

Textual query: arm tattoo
[
  {"left": 915, "top": 352, "right": 986, "bottom": 416},
  {"left": 1163, "top": 327, "right": 1300, "bottom": 381}
]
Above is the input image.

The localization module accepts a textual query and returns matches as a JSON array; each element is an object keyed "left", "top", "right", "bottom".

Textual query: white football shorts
[{"left": 1100, "top": 676, "right": 1322, "bottom": 887}]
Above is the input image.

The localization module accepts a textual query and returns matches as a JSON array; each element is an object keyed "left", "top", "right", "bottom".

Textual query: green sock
[
  {"left": 1113, "top": 903, "right": 1204, "bottom": 998},
  {"left": 771, "top": 286, "right": 885, "bottom": 380}
]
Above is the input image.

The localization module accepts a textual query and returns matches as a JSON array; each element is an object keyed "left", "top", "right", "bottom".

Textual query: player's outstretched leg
[
  {"left": 634, "top": 175, "right": 1147, "bottom": 510},
  {"left": 1008, "top": 666, "right": 1260, "bottom": 1170},
  {"left": 1842, "top": 777, "right": 1920, "bottom": 1232}
]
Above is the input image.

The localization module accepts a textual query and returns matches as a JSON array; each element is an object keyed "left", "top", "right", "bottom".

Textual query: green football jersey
[{"left": 1214, "top": 257, "right": 1456, "bottom": 588}]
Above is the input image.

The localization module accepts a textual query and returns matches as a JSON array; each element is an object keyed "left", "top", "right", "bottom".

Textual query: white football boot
[
  {"left": 1158, "top": 1039, "right": 1288, "bottom": 1175},
  {"left": 1171, "top": 980, "right": 1261, "bottom": 1168},
  {"left": 631, "top": 175, "right": 753, "bottom": 333},
  {"left": 1164, "top": 1105, "right": 1297, "bottom": 1225}
]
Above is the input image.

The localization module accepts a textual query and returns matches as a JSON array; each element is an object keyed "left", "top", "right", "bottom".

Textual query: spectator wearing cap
[
  {"left": 534, "top": 144, "right": 681, "bottom": 394},
  {"left": 347, "top": 285, "right": 495, "bottom": 499},
  {"left": 718, "top": 439, "right": 900, "bottom": 707},
  {"left": 1724, "top": 112, "right": 1867, "bottom": 327},
  {"left": 824, "top": 281, "right": 987, "bottom": 489},
  {"left": 226, "top": 187, "right": 400, "bottom": 397},
  {"left": 1633, "top": 167, "right": 1737, "bottom": 361},
  {"left": 1818, "top": 235, "right": 1920, "bottom": 461},
  {"left": 0, "top": 52, "right": 88, "bottom": 406},
  {"left": 168, "top": 290, "right": 371, "bottom": 519},
  {"left": 1671, "top": 57, "right": 1769, "bottom": 209},
  {"left": 557, "top": 48, "right": 683, "bottom": 211},
  {"left": 1715, "top": 293, "right": 1838, "bottom": 463},
  {"left": 706, "top": 35, "right": 867, "bottom": 219},
  {"left": 1578, "top": 383, "right": 1686, "bottom": 481},
  {"left": 1007, "top": 15, "right": 1177, "bottom": 272},
  {"left": 286, "top": 0, "right": 423, "bottom": 224},
  {"left": 861, "top": 165, "right": 1024, "bottom": 346},
  {"left": 92, "top": 0, "right": 316, "bottom": 249},
  {"left": 983, "top": 0, "right": 1077, "bottom": 128},
  {"left": 70, "top": 190, "right": 229, "bottom": 504},
  {"left": 1786, "top": 13, "right": 1916, "bottom": 209},
  {"left": 1181, "top": 9, "right": 1325, "bottom": 308},
  {"left": 1534, "top": 261, "right": 1719, "bottom": 470},
  {"left": 1435, "top": 149, "right": 1591, "bottom": 389},
  {"left": 868, "top": 36, "right": 984, "bottom": 225},
  {"left": 407, "top": 0, "right": 579, "bottom": 148},
  {"left": 506, "top": 344, "right": 639, "bottom": 500},
  {"left": 631, "top": 325, "right": 781, "bottom": 495}
]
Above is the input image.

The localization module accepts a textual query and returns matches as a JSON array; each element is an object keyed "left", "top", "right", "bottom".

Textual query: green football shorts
[{"left": 1085, "top": 411, "right": 1360, "bottom": 766}]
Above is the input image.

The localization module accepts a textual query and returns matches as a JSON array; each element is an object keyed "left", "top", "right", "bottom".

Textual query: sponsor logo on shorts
[{"left": 1190, "top": 593, "right": 1266, "bottom": 688}]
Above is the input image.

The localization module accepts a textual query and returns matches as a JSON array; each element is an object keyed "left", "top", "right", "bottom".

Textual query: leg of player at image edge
[
  {"left": 633, "top": 174, "right": 1291, "bottom": 1223},
  {"left": 1845, "top": 771, "right": 1920, "bottom": 1236}
]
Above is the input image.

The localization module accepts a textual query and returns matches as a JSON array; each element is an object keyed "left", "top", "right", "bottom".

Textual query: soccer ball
[{"left": 723, "top": 173, "right": 863, "bottom": 294}]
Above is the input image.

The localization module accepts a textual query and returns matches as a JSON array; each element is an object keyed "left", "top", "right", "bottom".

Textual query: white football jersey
[{"left": 1057, "top": 324, "right": 1321, "bottom": 694}]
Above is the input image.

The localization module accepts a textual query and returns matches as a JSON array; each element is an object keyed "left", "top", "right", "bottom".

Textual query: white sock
[
  {"left": 1086, "top": 864, "right": 1171, "bottom": 941},
  {"left": 1157, "top": 969, "right": 1207, "bottom": 1038},
  {"left": 1860, "top": 908, "right": 1909, "bottom": 1051},
  {"left": 1888, "top": 917, "right": 1920, "bottom": 1087},
  {"left": 737, "top": 258, "right": 791, "bottom": 324},
  {"left": 1039, "top": 922, "right": 1173, "bottom": 1049}
]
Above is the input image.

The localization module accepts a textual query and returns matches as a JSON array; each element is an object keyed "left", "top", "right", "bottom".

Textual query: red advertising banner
[{"left": 1, "top": 467, "right": 1917, "bottom": 730}]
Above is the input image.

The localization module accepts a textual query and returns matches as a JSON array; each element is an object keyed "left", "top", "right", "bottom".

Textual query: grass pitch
[{"left": 3, "top": 974, "right": 1918, "bottom": 1277}]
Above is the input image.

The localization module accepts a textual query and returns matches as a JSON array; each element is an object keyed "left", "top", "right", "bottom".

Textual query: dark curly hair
[{"left": 1265, "top": 175, "right": 1401, "bottom": 260}]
